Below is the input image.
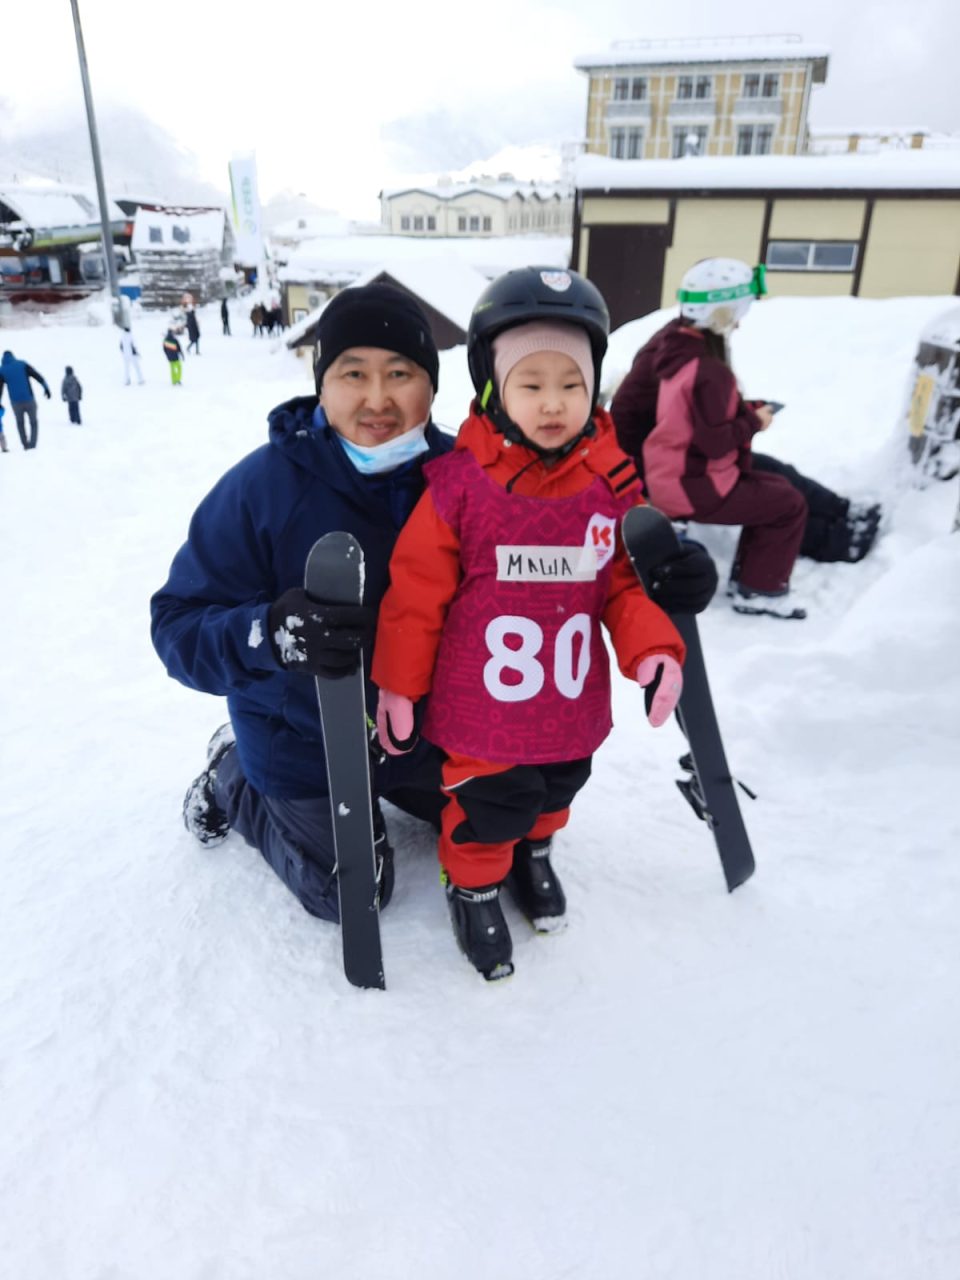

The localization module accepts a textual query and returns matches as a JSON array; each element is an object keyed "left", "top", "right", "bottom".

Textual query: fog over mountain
[{"left": 0, "top": 103, "right": 226, "bottom": 206}]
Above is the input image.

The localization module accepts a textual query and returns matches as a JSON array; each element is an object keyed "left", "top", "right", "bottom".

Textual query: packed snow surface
[{"left": 1, "top": 291, "right": 958, "bottom": 1279}]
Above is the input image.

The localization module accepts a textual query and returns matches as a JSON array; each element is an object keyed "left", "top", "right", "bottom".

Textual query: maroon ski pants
[{"left": 705, "top": 471, "right": 807, "bottom": 592}]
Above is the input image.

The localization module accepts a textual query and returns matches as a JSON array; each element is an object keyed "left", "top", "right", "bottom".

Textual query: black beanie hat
[{"left": 314, "top": 283, "right": 439, "bottom": 392}]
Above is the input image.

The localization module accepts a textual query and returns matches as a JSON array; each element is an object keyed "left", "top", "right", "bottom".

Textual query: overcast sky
[{"left": 2, "top": 0, "right": 957, "bottom": 218}]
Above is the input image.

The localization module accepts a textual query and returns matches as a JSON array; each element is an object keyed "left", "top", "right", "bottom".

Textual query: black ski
[
  {"left": 305, "top": 532, "right": 385, "bottom": 989},
  {"left": 622, "top": 505, "right": 756, "bottom": 892},
  {"left": 732, "top": 601, "right": 807, "bottom": 620}
]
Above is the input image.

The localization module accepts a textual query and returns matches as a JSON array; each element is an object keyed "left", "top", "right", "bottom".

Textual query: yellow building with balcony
[{"left": 574, "top": 34, "right": 829, "bottom": 162}]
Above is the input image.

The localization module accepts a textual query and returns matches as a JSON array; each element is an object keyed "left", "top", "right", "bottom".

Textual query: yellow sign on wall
[{"left": 908, "top": 373, "right": 936, "bottom": 437}]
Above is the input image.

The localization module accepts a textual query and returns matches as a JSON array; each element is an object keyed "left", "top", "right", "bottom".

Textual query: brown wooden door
[{"left": 586, "top": 224, "right": 669, "bottom": 330}]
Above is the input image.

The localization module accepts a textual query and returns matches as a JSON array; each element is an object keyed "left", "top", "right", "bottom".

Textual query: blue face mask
[{"left": 337, "top": 424, "right": 430, "bottom": 475}]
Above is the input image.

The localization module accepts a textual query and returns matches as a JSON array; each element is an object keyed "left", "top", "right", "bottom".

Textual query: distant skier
[
  {"left": 119, "top": 327, "right": 145, "bottom": 385},
  {"left": 221, "top": 297, "right": 230, "bottom": 336},
  {"left": 185, "top": 307, "right": 201, "bottom": 356},
  {"left": 163, "top": 326, "right": 184, "bottom": 386},
  {"left": 0, "top": 348, "right": 51, "bottom": 450},
  {"left": 61, "top": 365, "right": 83, "bottom": 424}
]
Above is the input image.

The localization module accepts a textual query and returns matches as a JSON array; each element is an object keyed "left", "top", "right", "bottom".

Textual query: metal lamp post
[{"left": 69, "top": 0, "right": 125, "bottom": 325}]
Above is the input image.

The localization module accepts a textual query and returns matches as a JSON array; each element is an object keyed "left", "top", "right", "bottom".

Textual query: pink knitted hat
[{"left": 492, "top": 321, "right": 594, "bottom": 403}]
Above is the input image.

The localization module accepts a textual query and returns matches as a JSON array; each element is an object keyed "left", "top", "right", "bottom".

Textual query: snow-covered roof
[
  {"left": 279, "top": 234, "right": 571, "bottom": 286},
  {"left": 574, "top": 35, "right": 830, "bottom": 71},
  {"left": 921, "top": 305, "right": 960, "bottom": 349},
  {"left": 131, "top": 207, "right": 228, "bottom": 253},
  {"left": 574, "top": 150, "right": 960, "bottom": 192},
  {"left": 380, "top": 180, "right": 570, "bottom": 202},
  {"left": 284, "top": 257, "right": 491, "bottom": 351},
  {"left": 268, "top": 212, "right": 350, "bottom": 240},
  {"left": 0, "top": 183, "right": 124, "bottom": 228},
  {"left": 353, "top": 258, "right": 490, "bottom": 331}
]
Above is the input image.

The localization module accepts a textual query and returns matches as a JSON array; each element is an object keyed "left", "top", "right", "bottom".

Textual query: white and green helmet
[{"left": 676, "top": 258, "right": 767, "bottom": 333}]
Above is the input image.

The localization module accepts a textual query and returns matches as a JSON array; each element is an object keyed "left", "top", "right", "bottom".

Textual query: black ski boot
[
  {"left": 372, "top": 800, "right": 395, "bottom": 911},
  {"left": 507, "top": 838, "right": 567, "bottom": 933},
  {"left": 182, "top": 723, "right": 235, "bottom": 846},
  {"left": 444, "top": 874, "right": 514, "bottom": 981},
  {"left": 846, "top": 502, "right": 882, "bottom": 562}
]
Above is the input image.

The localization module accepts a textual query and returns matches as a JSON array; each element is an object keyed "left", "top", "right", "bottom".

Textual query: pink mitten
[
  {"left": 376, "top": 689, "right": 416, "bottom": 755},
  {"left": 636, "top": 654, "right": 683, "bottom": 728}
]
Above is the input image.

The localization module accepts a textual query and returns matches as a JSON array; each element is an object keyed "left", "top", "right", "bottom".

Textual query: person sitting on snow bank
[
  {"left": 610, "top": 258, "right": 882, "bottom": 620},
  {"left": 372, "top": 268, "right": 686, "bottom": 981}
]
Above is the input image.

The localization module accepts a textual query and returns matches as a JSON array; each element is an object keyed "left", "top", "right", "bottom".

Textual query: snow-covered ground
[{"left": 1, "top": 292, "right": 958, "bottom": 1279}]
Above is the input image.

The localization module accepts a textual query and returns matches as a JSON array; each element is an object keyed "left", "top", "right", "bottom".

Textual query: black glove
[
  {"left": 43, "top": 388, "right": 52, "bottom": 399},
  {"left": 646, "top": 540, "right": 718, "bottom": 615},
  {"left": 268, "top": 587, "right": 375, "bottom": 678}
]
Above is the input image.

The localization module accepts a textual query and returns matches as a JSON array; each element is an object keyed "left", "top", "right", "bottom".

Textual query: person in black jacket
[
  {"left": 220, "top": 297, "right": 230, "bottom": 335},
  {"left": 185, "top": 307, "right": 201, "bottom": 355}
]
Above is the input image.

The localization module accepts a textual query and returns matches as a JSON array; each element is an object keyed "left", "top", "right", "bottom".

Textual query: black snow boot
[
  {"left": 182, "top": 723, "right": 235, "bottom": 846},
  {"left": 444, "top": 875, "right": 514, "bottom": 981},
  {"left": 507, "top": 838, "right": 567, "bottom": 933}
]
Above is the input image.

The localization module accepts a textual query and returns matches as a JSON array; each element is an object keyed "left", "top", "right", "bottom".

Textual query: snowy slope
[{"left": 1, "top": 294, "right": 958, "bottom": 1280}]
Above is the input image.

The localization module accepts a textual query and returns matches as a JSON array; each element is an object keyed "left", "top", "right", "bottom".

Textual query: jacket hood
[{"left": 640, "top": 317, "right": 706, "bottom": 380}]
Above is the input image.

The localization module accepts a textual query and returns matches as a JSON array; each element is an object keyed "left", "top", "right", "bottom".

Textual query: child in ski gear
[
  {"left": 610, "top": 258, "right": 881, "bottom": 618},
  {"left": 61, "top": 366, "right": 82, "bottom": 424},
  {"left": 0, "top": 349, "right": 51, "bottom": 450},
  {"left": 152, "top": 284, "right": 450, "bottom": 924},
  {"left": 372, "top": 267, "right": 686, "bottom": 981},
  {"left": 120, "top": 328, "right": 144, "bottom": 385},
  {"left": 162, "top": 328, "right": 184, "bottom": 385}
]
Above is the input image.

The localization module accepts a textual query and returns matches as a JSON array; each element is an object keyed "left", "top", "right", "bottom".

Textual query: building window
[
  {"left": 609, "top": 126, "right": 626, "bottom": 158},
  {"left": 762, "top": 73, "right": 779, "bottom": 98},
  {"left": 482, "top": 216, "right": 492, "bottom": 231},
  {"left": 767, "top": 241, "right": 859, "bottom": 272},
  {"left": 627, "top": 127, "right": 644, "bottom": 159},
  {"left": 631, "top": 77, "right": 647, "bottom": 100},
  {"left": 672, "top": 125, "right": 708, "bottom": 158},
  {"left": 469, "top": 216, "right": 480, "bottom": 231},
  {"left": 171, "top": 224, "right": 190, "bottom": 244},
  {"left": 737, "top": 125, "right": 775, "bottom": 155},
  {"left": 413, "top": 216, "right": 424, "bottom": 231},
  {"left": 613, "top": 76, "right": 630, "bottom": 101},
  {"left": 676, "top": 75, "right": 693, "bottom": 100},
  {"left": 695, "top": 75, "right": 712, "bottom": 99},
  {"left": 148, "top": 226, "right": 163, "bottom": 243},
  {"left": 743, "top": 73, "right": 760, "bottom": 99},
  {"left": 427, "top": 215, "right": 436, "bottom": 231},
  {"left": 457, "top": 216, "right": 466, "bottom": 232},
  {"left": 400, "top": 215, "right": 411, "bottom": 230}
]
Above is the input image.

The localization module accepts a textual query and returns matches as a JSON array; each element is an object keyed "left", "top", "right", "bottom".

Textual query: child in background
[
  {"left": 61, "top": 366, "right": 82, "bottom": 424},
  {"left": 372, "top": 267, "right": 685, "bottom": 981},
  {"left": 163, "top": 326, "right": 184, "bottom": 386}
]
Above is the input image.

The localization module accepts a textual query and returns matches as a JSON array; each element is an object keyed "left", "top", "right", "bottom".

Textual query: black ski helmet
[{"left": 467, "top": 266, "right": 610, "bottom": 415}]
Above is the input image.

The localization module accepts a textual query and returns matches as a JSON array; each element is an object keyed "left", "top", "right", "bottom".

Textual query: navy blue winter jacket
[
  {"left": 150, "top": 395, "right": 453, "bottom": 798},
  {"left": 0, "top": 351, "right": 50, "bottom": 403}
]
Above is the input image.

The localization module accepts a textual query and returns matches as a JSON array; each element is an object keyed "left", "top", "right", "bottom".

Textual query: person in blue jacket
[
  {"left": 0, "top": 349, "right": 51, "bottom": 449},
  {"left": 151, "top": 281, "right": 720, "bottom": 929},
  {"left": 151, "top": 284, "right": 454, "bottom": 920}
]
